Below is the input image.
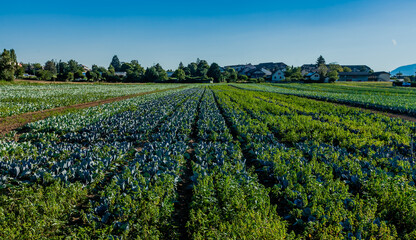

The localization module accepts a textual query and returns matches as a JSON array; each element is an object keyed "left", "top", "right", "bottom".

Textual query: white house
[
  {"left": 271, "top": 70, "right": 285, "bottom": 82},
  {"left": 307, "top": 72, "right": 320, "bottom": 81}
]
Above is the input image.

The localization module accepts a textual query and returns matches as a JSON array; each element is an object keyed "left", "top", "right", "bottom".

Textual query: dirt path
[
  {"left": 0, "top": 86, "right": 185, "bottom": 136},
  {"left": 230, "top": 85, "right": 416, "bottom": 123}
]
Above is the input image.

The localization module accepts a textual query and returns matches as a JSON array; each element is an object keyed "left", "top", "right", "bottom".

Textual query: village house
[
  {"left": 301, "top": 64, "right": 318, "bottom": 76},
  {"left": 246, "top": 68, "right": 272, "bottom": 79},
  {"left": 271, "top": 70, "right": 285, "bottom": 82},
  {"left": 306, "top": 72, "right": 320, "bottom": 81},
  {"left": 225, "top": 62, "right": 287, "bottom": 79}
]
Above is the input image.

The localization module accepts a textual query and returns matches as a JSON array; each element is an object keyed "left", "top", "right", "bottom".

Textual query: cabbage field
[
  {"left": 0, "top": 83, "right": 185, "bottom": 117},
  {"left": 0, "top": 84, "right": 416, "bottom": 239}
]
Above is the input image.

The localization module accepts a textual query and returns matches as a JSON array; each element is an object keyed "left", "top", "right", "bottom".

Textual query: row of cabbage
[
  {"left": 188, "top": 89, "right": 288, "bottom": 239},
  {"left": 0, "top": 88, "right": 200, "bottom": 239},
  {"left": 81, "top": 88, "right": 204, "bottom": 239},
  {"left": 212, "top": 85, "right": 416, "bottom": 239},
  {"left": 0, "top": 83, "right": 185, "bottom": 117},
  {"left": 233, "top": 83, "right": 416, "bottom": 116}
]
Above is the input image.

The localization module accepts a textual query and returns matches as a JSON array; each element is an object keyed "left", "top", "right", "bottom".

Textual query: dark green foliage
[
  {"left": 35, "top": 69, "right": 53, "bottom": 80},
  {"left": 44, "top": 60, "right": 57, "bottom": 75},
  {"left": 109, "top": 55, "right": 121, "bottom": 72},
  {"left": 207, "top": 63, "right": 222, "bottom": 82},
  {"left": 144, "top": 66, "right": 159, "bottom": 82},
  {"left": 155, "top": 63, "right": 168, "bottom": 81},
  {"left": 285, "top": 66, "right": 303, "bottom": 81},
  {"left": 316, "top": 55, "right": 326, "bottom": 66},
  {"left": 0, "top": 49, "right": 16, "bottom": 81},
  {"left": 173, "top": 68, "right": 186, "bottom": 81}
]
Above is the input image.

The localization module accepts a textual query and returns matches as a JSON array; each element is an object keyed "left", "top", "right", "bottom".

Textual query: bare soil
[{"left": 0, "top": 86, "right": 184, "bottom": 136}]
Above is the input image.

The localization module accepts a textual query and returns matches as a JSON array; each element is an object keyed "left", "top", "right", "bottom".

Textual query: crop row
[
  {"left": 0, "top": 88, "right": 201, "bottom": 239},
  {"left": 212, "top": 85, "right": 416, "bottom": 239},
  {"left": 234, "top": 83, "right": 416, "bottom": 117},
  {"left": 0, "top": 83, "right": 186, "bottom": 117},
  {"left": 1, "top": 85, "right": 416, "bottom": 239}
]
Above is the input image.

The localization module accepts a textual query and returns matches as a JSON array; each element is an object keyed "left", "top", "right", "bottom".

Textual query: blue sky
[{"left": 0, "top": 0, "right": 415, "bottom": 71}]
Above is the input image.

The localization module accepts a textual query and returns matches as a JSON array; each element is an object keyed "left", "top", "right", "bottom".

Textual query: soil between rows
[{"left": 0, "top": 86, "right": 185, "bottom": 136}]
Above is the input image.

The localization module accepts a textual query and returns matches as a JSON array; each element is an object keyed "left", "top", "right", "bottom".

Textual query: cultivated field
[
  {"left": 0, "top": 82, "right": 186, "bottom": 117},
  {"left": 237, "top": 82, "right": 416, "bottom": 116},
  {"left": 0, "top": 83, "right": 415, "bottom": 239}
]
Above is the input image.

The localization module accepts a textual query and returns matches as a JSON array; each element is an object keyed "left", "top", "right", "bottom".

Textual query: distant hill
[{"left": 391, "top": 64, "right": 416, "bottom": 76}]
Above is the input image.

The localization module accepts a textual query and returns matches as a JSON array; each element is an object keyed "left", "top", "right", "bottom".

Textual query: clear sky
[{"left": 0, "top": 0, "right": 415, "bottom": 71}]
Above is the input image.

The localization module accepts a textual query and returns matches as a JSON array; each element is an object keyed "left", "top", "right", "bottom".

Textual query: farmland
[
  {"left": 0, "top": 82, "right": 186, "bottom": 117},
  {"left": 234, "top": 82, "right": 416, "bottom": 116},
  {"left": 0, "top": 83, "right": 416, "bottom": 239}
]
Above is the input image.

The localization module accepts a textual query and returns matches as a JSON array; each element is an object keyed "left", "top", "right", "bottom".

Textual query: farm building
[
  {"left": 368, "top": 72, "right": 391, "bottom": 81},
  {"left": 338, "top": 72, "right": 370, "bottom": 81}
]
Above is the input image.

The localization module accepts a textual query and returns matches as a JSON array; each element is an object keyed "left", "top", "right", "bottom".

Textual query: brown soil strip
[
  {"left": 230, "top": 85, "right": 416, "bottom": 122},
  {"left": 0, "top": 86, "right": 185, "bottom": 136}
]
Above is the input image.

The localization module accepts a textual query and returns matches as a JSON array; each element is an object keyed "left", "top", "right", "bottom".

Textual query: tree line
[
  {"left": 0, "top": 50, "right": 369, "bottom": 83},
  {"left": 0, "top": 50, "right": 243, "bottom": 83}
]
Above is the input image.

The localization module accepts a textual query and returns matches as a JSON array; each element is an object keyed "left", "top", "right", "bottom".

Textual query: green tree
[
  {"left": 122, "top": 61, "right": 145, "bottom": 82},
  {"left": 238, "top": 74, "right": 249, "bottom": 81},
  {"left": 188, "top": 62, "right": 198, "bottom": 77},
  {"left": 15, "top": 65, "right": 24, "bottom": 78},
  {"left": 227, "top": 68, "right": 238, "bottom": 82},
  {"left": 67, "top": 72, "right": 74, "bottom": 81},
  {"left": 44, "top": 60, "right": 57, "bottom": 75},
  {"left": 74, "top": 70, "right": 85, "bottom": 80},
  {"left": 343, "top": 67, "right": 352, "bottom": 72},
  {"left": 328, "top": 63, "right": 343, "bottom": 73},
  {"left": 207, "top": 63, "right": 222, "bottom": 82},
  {"left": 35, "top": 69, "right": 53, "bottom": 81},
  {"left": 68, "top": 60, "right": 80, "bottom": 73},
  {"left": 327, "top": 70, "right": 339, "bottom": 82},
  {"left": 144, "top": 67, "right": 159, "bottom": 82},
  {"left": 110, "top": 55, "right": 121, "bottom": 72},
  {"left": 316, "top": 55, "right": 326, "bottom": 66},
  {"left": 93, "top": 65, "right": 108, "bottom": 81},
  {"left": 57, "top": 61, "right": 68, "bottom": 74},
  {"left": 86, "top": 71, "right": 98, "bottom": 81},
  {"left": 197, "top": 60, "right": 210, "bottom": 77},
  {"left": 318, "top": 64, "right": 328, "bottom": 78},
  {"left": 32, "top": 63, "right": 43, "bottom": 74},
  {"left": 285, "top": 66, "right": 303, "bottom": 81},
  {"left": 173, "top": 68, "right": 186, "bottom": 81},
  {"left": 178, "top": 62, "right": 185, "bottom": 70},
  {"left": 108, "top": 65, "right": 115, "bottom": 75},
  {"left": 0, "top": 49, "right": 16, "bottom": 81},
  {"left": 154, "top": 63, "right": 168, "bottom": 81}
]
